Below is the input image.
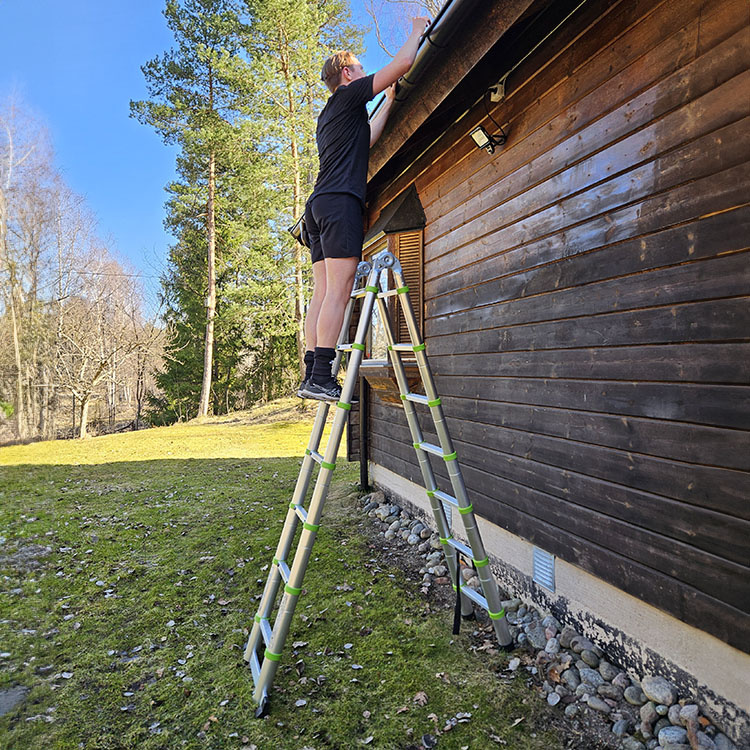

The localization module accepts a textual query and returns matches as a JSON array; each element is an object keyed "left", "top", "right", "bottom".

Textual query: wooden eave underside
[{"left": 367, "top": 0, "right": 541, "bottom": 187}]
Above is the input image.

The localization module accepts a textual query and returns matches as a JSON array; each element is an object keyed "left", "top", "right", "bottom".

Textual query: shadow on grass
[{"left": 0, "top": 458, "right": 567, "bottom": 750}]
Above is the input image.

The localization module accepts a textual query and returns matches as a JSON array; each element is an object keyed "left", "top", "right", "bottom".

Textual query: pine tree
[
  {"left": 131, "top": 0, "right": 251, "bottom": 417},
  {"left": 241, "top": 0, "right": 364, "bottom": 376}
]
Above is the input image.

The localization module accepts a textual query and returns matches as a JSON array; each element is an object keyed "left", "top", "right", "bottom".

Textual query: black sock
[
  {"left": 312, "top": 347, "right": 336, "bottom": 384},
  {"left": 303, "top": 350, "right": 314, "bottom": 381}
]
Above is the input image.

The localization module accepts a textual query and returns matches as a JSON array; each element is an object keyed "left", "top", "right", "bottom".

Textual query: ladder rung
[
  {"left": 433, "top": 489, "right": 458, "bottom": 507},
  {"left": 404, "top": 393, "right": 429, "bottom": 405},
  {"left": 378, "top": 289, "right": 399, "bottom": 298},
  {"left": 260, "top": 618, "right": 273, "bottom": 647},
  {"left": 309, "top": 450, "right": 324, "bottom": 465},
  {"left": 292, "top": 504, "right": 308, "bottom": 523},
  {"left": 445, "top": 536, "right": 474, "bottom": 559},
  {"left": 417, "top": 441, "right": 445, "bottom": 457},
  {"left": 390, "top": 343, "right": 416, "bottom": 352},
  {"left": 457, "top": 583, "right": 489, "bottom": 611},
  {"left": 276, "top": 560, "right": 291, "bottom": 584},
  {"left": 249, "top": 648, "right": 261, "bottom": 682},
  {"left": 351, "top": 287, "right": 371, "bottom": 298}
]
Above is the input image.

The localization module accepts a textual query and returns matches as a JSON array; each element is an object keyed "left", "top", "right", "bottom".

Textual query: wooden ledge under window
[{"left": 359, "top": 359, "right": 425, "bottom": 404}]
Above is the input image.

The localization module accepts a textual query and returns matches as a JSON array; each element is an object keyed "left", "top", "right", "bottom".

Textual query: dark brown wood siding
[{"left": 365, "top": 0, "right": 750, "bottom": 651}]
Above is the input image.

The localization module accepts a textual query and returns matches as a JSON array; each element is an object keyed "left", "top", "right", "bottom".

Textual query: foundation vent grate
[{"left": 532, "top": 547, "right": 555, "bottom": 592}]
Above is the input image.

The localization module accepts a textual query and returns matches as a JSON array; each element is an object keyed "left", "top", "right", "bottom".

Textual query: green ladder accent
[{"left": 243, "top": 251, "right": 512, "bottom": 718}]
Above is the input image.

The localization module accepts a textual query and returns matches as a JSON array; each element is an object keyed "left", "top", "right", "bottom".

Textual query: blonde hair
[{"left": 321, "top": 50, "right": 358, "bottom": 93}]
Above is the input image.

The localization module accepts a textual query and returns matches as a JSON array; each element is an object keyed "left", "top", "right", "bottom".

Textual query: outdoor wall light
[{"left": 470, "top": 124, "right": 506, "bottom": 154}]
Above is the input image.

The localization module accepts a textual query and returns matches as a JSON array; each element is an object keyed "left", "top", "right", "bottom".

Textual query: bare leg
[
  {"left": 304, "top": 260, "right": 327, "bottom": 350},
  {"left": 316, "top": 257, "right": 360, "bottom": 348}
]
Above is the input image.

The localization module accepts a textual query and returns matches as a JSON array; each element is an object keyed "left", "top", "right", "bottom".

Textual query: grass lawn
[{"left": 0, "top": 400, "right": 568, "bottom": 749}]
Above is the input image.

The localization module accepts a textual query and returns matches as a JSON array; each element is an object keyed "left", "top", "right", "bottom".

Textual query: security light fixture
[{"left": 470, "top": 124, "right": 506, "bottom": 154}]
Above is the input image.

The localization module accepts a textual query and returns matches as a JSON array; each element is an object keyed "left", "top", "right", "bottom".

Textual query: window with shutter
[{"left": 390, "top": 230, "right": 424, "bottom": 343}]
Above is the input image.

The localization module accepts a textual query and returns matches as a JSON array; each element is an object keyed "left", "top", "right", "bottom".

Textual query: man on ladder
[{"left": 299, "top": 16, "right": 430, "bottom": 401}]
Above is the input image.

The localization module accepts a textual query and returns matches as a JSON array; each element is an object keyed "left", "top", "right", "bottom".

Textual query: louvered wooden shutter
[{"left": 391, "top": 230, "right": 423, "bottom": 344}]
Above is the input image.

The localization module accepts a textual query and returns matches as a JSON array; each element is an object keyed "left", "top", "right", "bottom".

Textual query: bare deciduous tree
[{"left": 365, "top": 0, "right": 445, "bottom": 57}]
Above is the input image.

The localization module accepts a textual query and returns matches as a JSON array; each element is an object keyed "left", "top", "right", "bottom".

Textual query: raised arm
[
  {"left": 372, "top": 17, "right": 430, "bottom": 96},
  {"left": 369, "top": 84, "right": 396, "bottom": 146}
]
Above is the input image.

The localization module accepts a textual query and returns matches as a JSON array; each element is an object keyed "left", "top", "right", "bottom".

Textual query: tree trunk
[
  {"left": 198, "top": 148, "right": 217, "bottom": 418},
  {"left": 283, "top": 47, "right": 305, "bottom": 381},
  {"left": 79, "top": 394, "right": 90, "bottom": 439},
  {"left": 8, "top": 289, "right": 26, "bottom": 439}
]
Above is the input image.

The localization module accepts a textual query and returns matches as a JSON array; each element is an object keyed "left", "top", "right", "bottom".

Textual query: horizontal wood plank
[
  {"left": 426, "top": 207, "right": 750, "bottom": 318},
  {"left": 368, "top": 440, "right": 750, "bottom": 652}
]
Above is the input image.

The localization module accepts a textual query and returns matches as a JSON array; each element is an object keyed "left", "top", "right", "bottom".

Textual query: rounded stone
[
  {"left": 598, "top": 660, "right": 619, "bottom": 681},
  {"left": 555, "top": 626, "right": 575, "bottom": 649},
  {"left": 613, "top": 671, "right": 631, "bottom": 690},
  {"left": 625, "top": 686, "right": 648, "bottom": 706},
  {"left": 586, "top": 695, "right": 611, "bottom": 713},
  {"left": 658, "top": 726, "right": 687, "bottom": 746},
  {"left": 578, "top": 667, "right": 605, "bottom": 687},
  {"left": 564, "top": 704, "right": 579, "bottom": 719},
  {"left": 694, "top": 733, "right": 717, "bottom": 750},
  {"left": 580, "top": 649, "right": 600, "bottom": 668},
  {"left": 542, "top": 614, "right": 561, "bottom": 631},
  {"left": 641, "top": 675, "right": 677, "bottom": 706},
  {"left": 407, "top": 534, "right": 420, "bottom": 545},
  {"left": 545, "top": 637, "right": 560, "bottom": 655},
  {"left": 597, "top": 683, "right": 623, "bottom": 701},
  {"left": 420, "top": 528, "right": 432, "bottom": 539},
  {"left": 388, "top": 520, "right": 401, "bottom": 531},
  {"left": 570, "top": 635, "right": 595, "bottom": 654},
  {"left": 612, "top": 718, "right": 631, "bottom": 737},
  {"left": 525, "top": 623, "right": 548, "bottom": 650},
  {"left": 561, "top": 668, "right": 581, "bottom": 690},
  {"left": 621, "top": 739, "right": 646, "bottom": 750},
  {"left": 713, "top": 734, "right": 737, "bottom": 750},
  {"left": 384, "top": 530, "right": 396, "bottom": 540},
  {"left": 668, "top": 704, "right": 682, "bottom": 725},
  {"left": 654, "top": 717, "right": 671, "bottom": 735},
  {"left": 547, "top": 692, "right": 561, "bottom": 706},
  {"left": 656, "top": 704, "right": 670, "bottom": 716},
  {"left": 640, "top": 701, "right": 658, "bottom": 725},
  {"left": 575, "top": 683, "right": 592, "bottom": 698},
  {"left": 679, "top": 704, "right": 700, "bottom": 726}
]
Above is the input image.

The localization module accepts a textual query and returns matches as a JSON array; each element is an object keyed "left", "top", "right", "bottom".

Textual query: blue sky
[{"left": 0, "top": 1, "right": 389, "bottom": 314}]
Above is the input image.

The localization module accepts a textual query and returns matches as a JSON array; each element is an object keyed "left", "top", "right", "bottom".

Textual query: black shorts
[{"left": 304, "top": 193, "right": 364, "bottom": 265}]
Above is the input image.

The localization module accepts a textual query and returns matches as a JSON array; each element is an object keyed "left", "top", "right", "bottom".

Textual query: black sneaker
[
  {"left": 296, "top": 379, "right": 308, "bottom": 398},
  {"left": 300, "top": 378, "right": 342, "bottom": 402}
]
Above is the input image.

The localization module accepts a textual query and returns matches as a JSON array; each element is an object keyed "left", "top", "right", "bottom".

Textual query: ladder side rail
[
  {"left": 389, "top": 259, "right": 513, "bottom": 647},
  {"left": 253, "top": 270, "right": 381, "bottom": 705},
  {"left": 244, "top": 291, "right": 359, "bottom": 665},
  {"left": 375, "top": 292, "right": 474, "bottom": 618},
  {"left": 375, "top": 295, "right": 448, "bottom": 534}
]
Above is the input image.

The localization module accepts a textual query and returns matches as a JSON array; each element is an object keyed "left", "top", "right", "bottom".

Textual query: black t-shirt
[{"left": 311, "top": 73, "right": 375, "bottom": 206}]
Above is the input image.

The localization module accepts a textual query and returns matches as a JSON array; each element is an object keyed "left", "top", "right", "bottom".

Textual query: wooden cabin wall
[{"left": 366, "top": 0, "right": 750, "bottom": 651}]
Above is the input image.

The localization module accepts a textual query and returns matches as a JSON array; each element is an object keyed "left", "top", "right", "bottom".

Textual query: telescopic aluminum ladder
[{"left": 243, "top": 250, "right": 513, "bottom": 717}]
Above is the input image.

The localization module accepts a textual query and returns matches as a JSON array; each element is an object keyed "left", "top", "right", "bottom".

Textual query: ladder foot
[
  {"left": 498, "top": 641, "right": 515, "bottom": 653},
  {"left": 254, "top": 695, "right": 270, "bottom": 719},
  {"left": 461, "top": 610, "right": 476, "bottom": 621}
]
